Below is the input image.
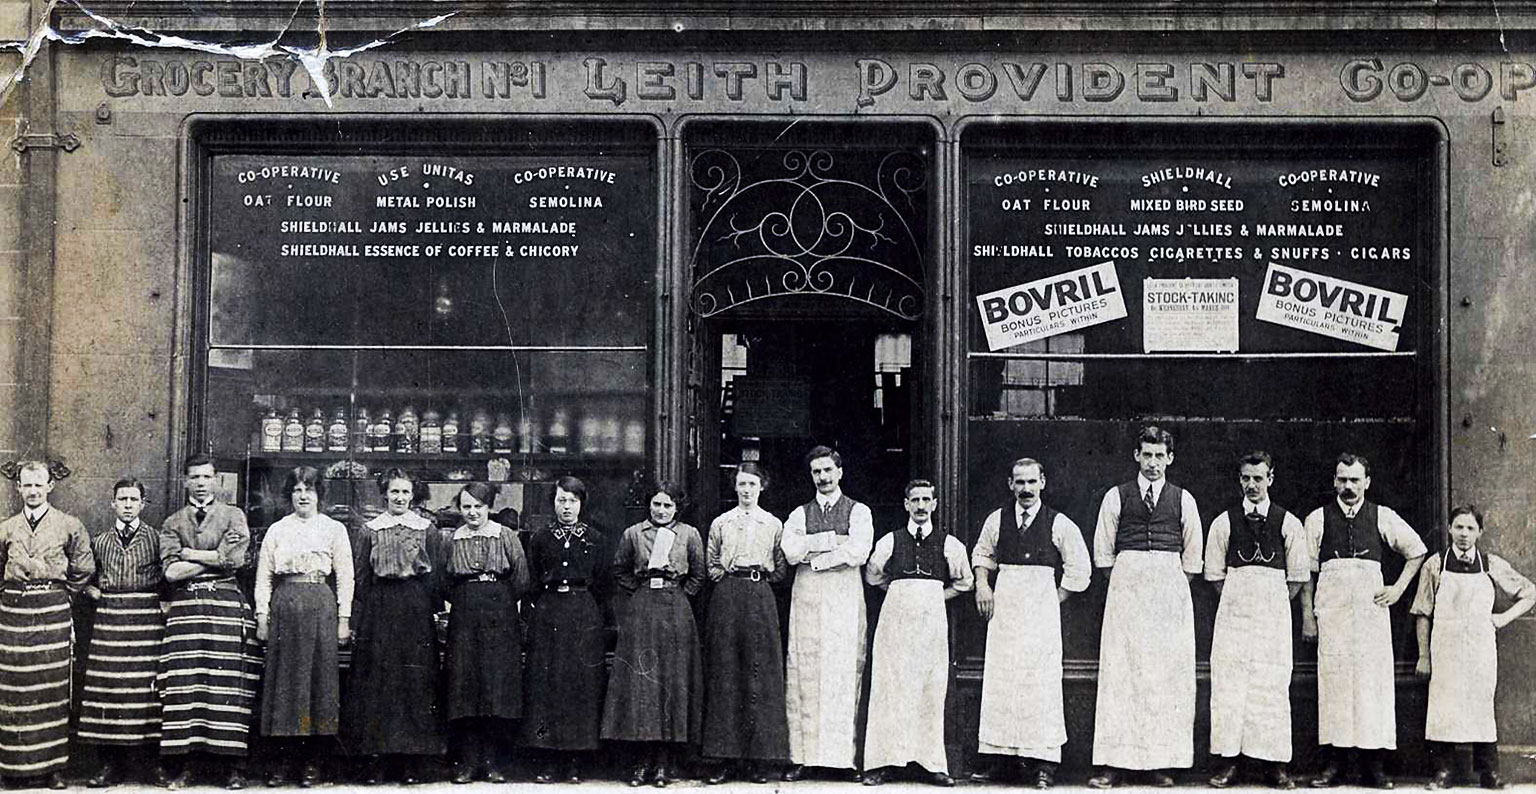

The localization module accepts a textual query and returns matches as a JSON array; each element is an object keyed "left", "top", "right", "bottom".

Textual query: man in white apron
[
  {"left": 971, "top": 457, "right": 1090, "bottom": 789},
  {"left": 1203, "top": 451, "right": 1309, "bottom": 790},
  {"left": 861, "top": 480, "right": 973, "bottom": 787},
  {"left": 1088, "top": 426, "right": 1203, "bottom": 789},
  {"left": 780, "top": 446, "right": 874, "bottom": 782},
  {"left": 1300, "top": 452, "right": 1426, "bottom": 789},
  {"left": 1411, "top": 505, "right": 1536, "bottom": 791}
]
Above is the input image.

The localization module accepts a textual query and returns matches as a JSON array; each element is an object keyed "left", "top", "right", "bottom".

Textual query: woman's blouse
[
  {"left": 254, "top": 512, "right": 354, "bottom": 619},
  {"left": 525, "top": 521, "right": 608, "bottom": 596},
  {"left": 445, "top": 521, "right": 531, "bottom": 592},
  {"left": 613, "top": 521, "right": 706, "bottom": 596},
  {"left": 359, "top": 511, "right": 436, "bottom": 579},
  {"left": 706, "top": 506, "right": 788, "bottom": 583}
]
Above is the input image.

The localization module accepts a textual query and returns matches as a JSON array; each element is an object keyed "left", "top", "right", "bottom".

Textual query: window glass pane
[{"left": 208, "top": 152, "right": 654, "bottom": 347}]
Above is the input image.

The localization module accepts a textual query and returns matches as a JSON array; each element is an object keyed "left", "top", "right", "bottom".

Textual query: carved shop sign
[{"left": 100, "top": 54, "right": 1536, "bottom": 105}]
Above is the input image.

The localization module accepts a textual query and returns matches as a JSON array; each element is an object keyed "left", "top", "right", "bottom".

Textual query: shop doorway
[
  {"left": 681, "top": 122, "right": 934, "bottom": 530},
  {"left": 700, "top": 320, "right": 917, "bottom": 532}
]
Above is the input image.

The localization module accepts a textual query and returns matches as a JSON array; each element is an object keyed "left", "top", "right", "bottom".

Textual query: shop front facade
[{"left": 7, "top": 0, "right": 1536, "bottom": 780}]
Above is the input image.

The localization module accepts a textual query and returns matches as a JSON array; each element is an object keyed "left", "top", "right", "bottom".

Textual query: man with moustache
[
  {"left": 1088, "top": 426, "right": 1203, "bottom": 789},
  {"left": 1302, "top": 453, "right": 1425, "bottom": 790},
  {"left": 1204, "top": 451, "right": 1310, "bottom": 790},
  {"left": 971, "top": 458, "right": 1091, "bottom": 789},
  {"left": 780, "top": 446, "right": 874, "bottom": 782},
  {"left": 861, "top": 480, "right": 972, "bottom": 787}
]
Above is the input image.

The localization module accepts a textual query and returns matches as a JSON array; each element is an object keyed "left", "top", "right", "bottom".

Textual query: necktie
[
  {"left": 821, "top": 502, "right": 831, "bottom": 520},
  {"left": 119, "top": 522, "right": 135, "bottom": 543},
  {"left": 1248, "top": 511, "right": 1264, "bottom": 522},
  {"left": 194, "top": 506, "right": 207, "bottom": 524},
  {"left": 1142, "top": 485, "right": 1155, "bottom": 513}
]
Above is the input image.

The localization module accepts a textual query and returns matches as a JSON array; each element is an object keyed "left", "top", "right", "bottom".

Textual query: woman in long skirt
[
  {"left": 343, "top": 468, "right": 449, "bottom": 784},
  {"left": 443, "top": 481, "right": 531, "bottom": 783},
  {"left": 254, "top": 466, "right": 354, "bottom": 787},
  {"left": 601, "top": 481, "right": 706, "bottom": 788},
  {"left": 521, "top": 476, "right": 610, "bottom": 784},
  {"left": 702, "top": 463, "right": 790, "bottom": 784}
]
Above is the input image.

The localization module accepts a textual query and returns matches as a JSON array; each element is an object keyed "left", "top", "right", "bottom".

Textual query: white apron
[
  {"left": 1208, "top": 564, "right": 1293, "bottom": 762},
  {"left": 978, "top": 565, "right": 1065, "bottom": 762},
  {"left": 784, "top": 564, "right": 867, "bottom": 769},
  {"left": 864, "top": 579, "right": 950, "bottom": 774},
  {"left": 1092, "top": 550, "right": 1195, "bottom": 769},
  {"left": 1314, "top": 558, "right": 1396, "bottom": 749},
  {"left": 1425, "top": 554, "right": 1497, "bottom": 742}
]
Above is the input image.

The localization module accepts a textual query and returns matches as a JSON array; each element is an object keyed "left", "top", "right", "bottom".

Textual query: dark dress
[
  {"left": 342, "top": 511, "right": 449, "bottom": 755},
  {"left": 600, "top": 521, "right": 706, "bottom": 743},
  {"left": 701, "top": 506, "right": 791, "bottom": 761},
  {"left": 444, "top": 521, "right": 531, "bottom": 721},
  {"left": 520, "top": 521, "right": 609, "bottom": 751}
]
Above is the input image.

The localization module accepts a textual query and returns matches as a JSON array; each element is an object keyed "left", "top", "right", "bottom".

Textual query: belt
[
  {"left": 462, "top": 572, "right": 502, "bottom": 584},
  {"left": 728, "top": 569, "right": 765, "bottom": 582},
  {"left": 644, "top": 576, "right": 679, "bottom": 590},
  {"left": 278, "top": 573, "right": 328, "bottom": 584},
  {"left": 184, "top": 577, "right": 237, "bottom": 592},
  {"left": 551, "top": 579, "right": 588, "bottom": 593},
  {"left": 4, "top": 581, "right": 62, "bottom": 593}
]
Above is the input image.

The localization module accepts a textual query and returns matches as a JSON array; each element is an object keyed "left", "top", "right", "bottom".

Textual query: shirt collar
[
  {"left": 1453, "top": 546, "right": 1478, "bottom": 564},
  {"left": 366, "top": 511, "right": 432, "bottom": 531},
  {"left": 1016, "top": 502, "right": 1039, "bottom": 526},
  {"left": 1244, "top": 498, "right": 1271, "bottom": 517},
  {"left": 453, "top": 522, "right": 501, "bottom": 540},
  {"left": 906, "top": 520, "right": 932, "bottom": 539},
  {"left": 117, "top": 519, "right": 138, "bottom": 533},
  {"left": 188, "top": 498, "right": 214, "bottom": 511},
  {"left": 1336, "top": 497, "right": 1363, "bottom": 518},
  {"left": 23, "top": 506, "right": 48, "bottom": 523},
  {"left": 1136, "top": 475, "right": 1165, "bottom": 501},
  {"left": 815, "top": 490, "right": 843, "bottom": 509}
]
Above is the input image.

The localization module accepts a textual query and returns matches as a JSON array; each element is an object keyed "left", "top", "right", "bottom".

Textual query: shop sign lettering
[
  {"left": 975, "top": 261, "right": 1127, "bottom": 351},
  {"left": 1255, "top": 263, "right": 1407, "bottom": 351},
  {"left": 99, "top": 54, "right": 1536, "bottom": 106}
]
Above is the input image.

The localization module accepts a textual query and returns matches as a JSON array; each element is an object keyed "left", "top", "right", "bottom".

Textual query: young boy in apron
[{"left": 1411, "top": 506, "right": 1536, "bottom": 791}]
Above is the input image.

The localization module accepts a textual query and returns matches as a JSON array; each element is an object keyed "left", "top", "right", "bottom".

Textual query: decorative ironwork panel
[{"left": 688, "top": 148, "right": 928, "bottom": 320}]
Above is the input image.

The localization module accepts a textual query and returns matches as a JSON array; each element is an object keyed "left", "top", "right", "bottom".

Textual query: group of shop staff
[{"left": 0, "top": 426, "right": 1528, "bottom": 791}]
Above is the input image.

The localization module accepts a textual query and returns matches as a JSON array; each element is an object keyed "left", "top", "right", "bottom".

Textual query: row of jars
[{"left": 257, "top": 404, "right": 646, "bottom": 457}]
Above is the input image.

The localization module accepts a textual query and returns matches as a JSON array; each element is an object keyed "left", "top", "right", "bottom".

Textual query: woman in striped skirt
[
  {"left": 158, "top": 453, "right": 261, "bottom": 790},
  {"left": 443, "top": 481, "right": 530, "bottom": 784},
  {"left": 343, "top": 468, "right": 449, "bottom": 784},
  {"left": 80, "top": 477, "right": 168, "bottom": 788},
  {"left": 0, "top": 460, "right": 94, "bottom": 790},
  {"left": 254, "top": 466, "right": 354, "bottom": 787}
]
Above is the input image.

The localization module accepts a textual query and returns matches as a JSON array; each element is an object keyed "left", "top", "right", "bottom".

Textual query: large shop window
[
  {"left": 958, "top": 121, "right": 1443, "bottom": 666},
  {"left": 192, "top": 120, "right": 658, "bottom": 536}
]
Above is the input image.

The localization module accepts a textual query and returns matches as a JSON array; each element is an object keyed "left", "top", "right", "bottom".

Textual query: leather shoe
[
  {"left": 450, "top": 765, "right": 473, "bottom": 785},
  {"left": 1210, "top": 764, "right": 1239, "bottom": 788},
  {"left": 45, "top": 773, "right": 66, "bottom": 791},
  {"left": 297, "top": 763, "right": 320, "bottom": 789},
  {"left": 152, "top": 766, "right": 174, "bottom": 788},
  {"left": 930, "top": 772, "right": 956, "bottom": 787},
  {"left": 564, "top": 759, "right": 582, "bottom": 784},
  {"left": 747, "top": 765, "right": 770, "bottom": 784},
  {"left": 166, "top": 769, "right": 193, "bottom": 790},
  {"left": 1311, "top": 766, "right": 1342, "bottom": 788},
  {"left": 483, "top": 768, "right": 507, "bottom": 784},
  {"left": 652, "top": 763, "right": 670, "bottom": 788},
  {"left": 1151, "top": 771, "right": 1177, "bottom": 787},
  {"left": 1426, "top": 769, "right": 1451, "bottom": 790},
  {"left": 1089, "top": 770, "right": 1120, "bottom": 789},
  {"left": 225, "top": 769, "right": 247, "bottom": 791},
  {"left": 1364, "top": 771, "right": 1395, "bottom": 790},
  {"left": 969, "top": 765, "right": 995, "bottom": 783},
  {"left": 862, "top": 769, "right": 889, "bottom": 786},
  {"left": 782, "top": 765, "right": 806, "bottom": 783},
  {"left": 706, "top": 766, "right": 731, "bottom": 785},
  {"left": 1273, "top": 766, "right": 1297, "bottom": 790},
  {"left": 1036, "top": 768, "right": 1055, "bottom": 789},
  {"left": 1480, "top": 772, "right": 1507, "bottom": 790},
  {"left": 628, "top": 764, "right": 651, "bottom": 788},
  {"left": 87, "top": 763, "right": 115, "bottom": 788},
  {"left": 533, "top": 765, "right": 556, "bottom": 784}
]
